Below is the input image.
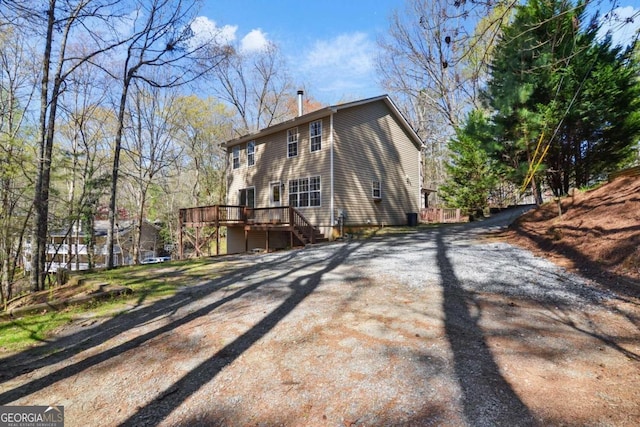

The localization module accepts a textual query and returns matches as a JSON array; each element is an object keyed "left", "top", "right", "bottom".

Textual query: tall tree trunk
[
  {"left": 88, "top": 219, "right": 95, "bottom": 270},
  {"left": 106, "top": 79, "right": 131, "bottom": 269},
  {"left": 133, "top": 189, "right": 147, "bottom": 264},
  {"left": 31, "top": 0, "right": 56, "bottom": 292},
  {"left": 530, "top": 175, "right": 543, "bottom": 205}
]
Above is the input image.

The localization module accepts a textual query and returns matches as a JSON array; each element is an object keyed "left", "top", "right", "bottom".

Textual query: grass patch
[
  {"left": 0, "top": 310, "right": 75, "bottom": 352},
  {"left": 81, "top": 258, "right": 227, "bottom": 301},
  {"left": 0, "top": 257, "right": 236, "bottom": 353},
  {"left": 579, "top": 181, "right": 606, "bottom": 192}
]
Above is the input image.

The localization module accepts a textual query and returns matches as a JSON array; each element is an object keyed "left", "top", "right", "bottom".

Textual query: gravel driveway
[{"left": 1, "top": 207, "right": 638, "bottom": 426}]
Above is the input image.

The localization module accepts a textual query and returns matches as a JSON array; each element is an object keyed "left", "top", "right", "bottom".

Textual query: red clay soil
[{"left": 500, "top": 175, "right": 640, "bottom": 294}]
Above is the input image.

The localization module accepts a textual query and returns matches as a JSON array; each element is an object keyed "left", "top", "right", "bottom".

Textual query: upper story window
[
  {"left": 232, "top": 146, "right": 240, "bottom": 169},
  {"left": 289, "top": 176, "right": 321, "bottom": 208},
  {"left": 287, "top": 127, "right": 298, "bottom": 158},
  {"left": 310, "top": 120, "right": 322, "bottom": 152},
  {"left": 247, "top": 141, "right": 255, "bottom": 166},
  {"left": 372, "top": 180, "right": 382, "bottom": 199}
]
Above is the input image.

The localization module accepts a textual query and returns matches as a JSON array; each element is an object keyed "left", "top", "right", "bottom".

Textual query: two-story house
[{"left": 221, "top": 94, "right": 423, "bottom": 254}]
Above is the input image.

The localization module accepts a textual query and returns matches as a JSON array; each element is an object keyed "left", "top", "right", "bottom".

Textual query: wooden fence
[{"left": 420, "top": 208, "right": 463, "bottom": 223}]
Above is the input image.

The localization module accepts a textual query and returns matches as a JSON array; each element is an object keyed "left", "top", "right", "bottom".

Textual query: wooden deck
[{"left": 178, "top": 205, "right": 325, "bottom": 257}]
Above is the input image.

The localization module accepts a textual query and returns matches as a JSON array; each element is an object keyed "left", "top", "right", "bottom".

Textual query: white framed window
[
  {"left": 287, "top": 127, "right": 298, "bottom": 158},
  {"left": 310, "top": 176, "right": 321, "bottom": 206},
  {"left": 247, "top": 141, "right": 255, "bottom": 166},
  {"left": 372, "top": 180, "right": 382, "bottom": 199},
  {"left": 289, "top": 176, "right": 321, "bottom": 207},
  {"left": 310, "top": 120, "right": 322, "bottom": 152},
  {"left": 232, "top": 146, "right": 240, "bottom": 169}
]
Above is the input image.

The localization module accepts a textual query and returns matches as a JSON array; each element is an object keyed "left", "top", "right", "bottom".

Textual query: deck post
[
  {"left": 195, "top": 226, "right": 200, "bottom": 257},
  {"left": 215, "top": 206, "right": 220, "bottom": 256},
  {"left": 178, "top": 209, "right": 184, "bottom": 260},
  {"left": 266, "top": 230, "right": 269, "bottom": 252},
  {"left": 244, "top": 227, "right": 248, "bottom": 253}
]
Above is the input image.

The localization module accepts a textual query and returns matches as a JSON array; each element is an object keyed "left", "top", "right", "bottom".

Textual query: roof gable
[{"left": 223, "top": 95, "right": 423, "bottom": 150}]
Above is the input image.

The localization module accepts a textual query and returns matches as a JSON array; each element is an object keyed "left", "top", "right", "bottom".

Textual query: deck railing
[
  {"left": 289, "top": 207, "right": 316, "bottom": 243},
  {"left": 420, "top": 208, "right": 462, "bottom": 223},
  {"left": 180, "top": 205, "right": 312, "bottom": 231},
  {"left": 245, "top": 206, "right": 290, "bottom": 224},
  {"left": 179, "top": 205, "right": 245, "bottom": 225}
]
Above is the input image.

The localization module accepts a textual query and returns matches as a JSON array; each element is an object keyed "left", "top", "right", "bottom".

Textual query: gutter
[{"left": 330, "top": 112, "right": 335, "bottom": 231}]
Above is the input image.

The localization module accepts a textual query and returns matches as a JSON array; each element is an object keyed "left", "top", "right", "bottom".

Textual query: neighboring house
[
  {"left": 221, "top": 94, "right": 423, "bottom": 254},
  {"left": 23, "top": 219, "right": 165, "bottom": 272}
]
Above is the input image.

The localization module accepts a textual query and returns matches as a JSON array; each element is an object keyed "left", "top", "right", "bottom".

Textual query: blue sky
[
  {"left": 197, "top": 0, "right": 404, "bottom": 104},
  {"left": 196, "top": 0, "right": 640, "bottom": 105}
]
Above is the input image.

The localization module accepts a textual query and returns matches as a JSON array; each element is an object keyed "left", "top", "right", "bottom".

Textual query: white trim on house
[
  {"left": 287, "top": 127, "right": 298, "bottom": 158},
  {"left": 288, "top": 176, "right": 321, "bottom": 208},
  {"left": 269, "top": 181, "right": 282, "bottom": 207},
  {"left": 418, "top": 149, "right": 423, "bottom": 211},
  {"left": 330, "top": 112, "right": 335, "bottom": 227},
  {"left": 232, "top": 145, "right": 240, "bottom": 169},
  {"left": 372, "top": 180, "right": 382, "bottom": 200},
  {"left": 310, "top": 120, "right": 322, "bottom": 152},
  {"left": 247, "top": 140, "right": 256, "bottom": 167}
]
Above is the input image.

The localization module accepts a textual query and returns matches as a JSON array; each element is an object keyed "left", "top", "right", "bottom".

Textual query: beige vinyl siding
[
  {"left": 227, "top": 117, "right": 332, "bottom": 226},
  {"left": 332, "top": 101, "right": 420, "bottom": 226}
]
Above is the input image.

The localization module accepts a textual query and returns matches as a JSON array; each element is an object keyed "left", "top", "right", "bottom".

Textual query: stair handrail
[{"left": 289, "top": 207, "right": 316, "bottom": 244}]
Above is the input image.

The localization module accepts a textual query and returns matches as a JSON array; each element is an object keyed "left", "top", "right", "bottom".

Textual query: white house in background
[{"left": 23, "top": 219, "right": 165, "bottom": 272}]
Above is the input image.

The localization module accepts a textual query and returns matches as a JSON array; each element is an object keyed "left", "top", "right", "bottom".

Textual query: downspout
[
  {"left": 418, "top": 146, "right": 423, "bottom": 211},
  {"left": 330, "top": 112, "right": 335, "bottom": 234}
]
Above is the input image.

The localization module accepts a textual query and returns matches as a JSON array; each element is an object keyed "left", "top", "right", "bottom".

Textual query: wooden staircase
[
  {"left": 291, "top": 224, "right": 328, "bottom": 246},
  {"left": 290, "top": 207, "right": 328, "bottom": 245}
]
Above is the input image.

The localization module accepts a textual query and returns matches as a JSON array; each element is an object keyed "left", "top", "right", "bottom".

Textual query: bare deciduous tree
[
  {"left": 379, "top": 0, "right": 512, "bottom": 132},
  {"left": 0, "top": 26, "right": 37, "bottom": 303},
  {"left": 101, "top": 0, "right": 229, "bottom": 268},
  {"left": 10, "top": 0, "right": 131, "bottom": 291},
  {"left": 209, "top": 42, "right": 296, "bottom": 135},
  {"left": 120, "top": 82, "right": 182, "bottom": 263},
  {"left": 56, "top": 56, "right": 113, "bottom": 271}
]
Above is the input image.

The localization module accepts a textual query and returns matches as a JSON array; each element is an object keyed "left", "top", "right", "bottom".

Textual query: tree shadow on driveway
[
  {"left": 436, "top": 228, "right": 536, "bottom": 426},
  {"left": 0, "top": 242, "right": 359, "bottom": 408},
  {"left": 117, "top": 241, "right": 362, "bottom": 426}
]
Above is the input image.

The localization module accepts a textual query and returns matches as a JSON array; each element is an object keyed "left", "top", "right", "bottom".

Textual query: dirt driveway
[{"left": 1, "top": 208, "right": 638, "bottom": 426}]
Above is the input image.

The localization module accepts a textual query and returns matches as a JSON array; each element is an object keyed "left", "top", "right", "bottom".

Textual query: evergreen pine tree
[{"left": 440, "top": 111, "right": 497, "bottom": 216}]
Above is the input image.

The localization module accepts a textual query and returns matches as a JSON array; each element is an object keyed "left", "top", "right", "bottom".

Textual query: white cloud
[
  {"left": 190, "top": 16, "right": 237, "bottom": 48},
  {"left": 598, "top": 6, "right": 640, "bottom": 47},
  {"left": 240, "top": 29, "right": 270, "bottom": 53},
  {"left": 301, "top": 32, "right": 377, "bottom": 97}
]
